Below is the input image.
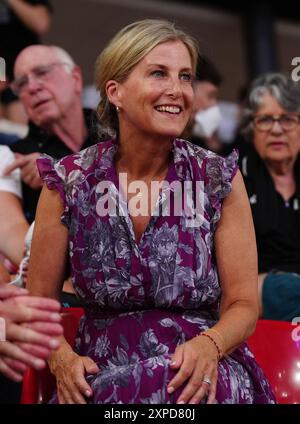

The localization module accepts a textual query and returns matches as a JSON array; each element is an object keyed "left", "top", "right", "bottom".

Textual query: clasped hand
[{"left": 0, "top": 284, "right": 63, "bottom": 381}]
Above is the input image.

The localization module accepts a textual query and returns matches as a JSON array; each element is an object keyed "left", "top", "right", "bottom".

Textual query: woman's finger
[
  {"left": 167, "top": 354, "right": 195, "bottom": 397},
  {"left": 6, "top": 322, "right": 60, "bottom": 350},
  {"left": 17, "top": 342, "right": 51, "bottom": 359},
  {"left": 6, "top": 295, "right": 61, "bottom": 313},
  {"left": 0, "top": 340, "right": 46, "bottom": 370},
  {"left": 0, "top": 285, "right": 28, "bottom": 300},
  {"left": 56, "top": 385, "right": 66, "bottom": 405},
  {"left": 207, "top": 368, "right": 218, "bottom": 404},
  {"left": 0, "top": 357, "right": 23, "bottom": 382},
  {"left": 72, "top": 357, "right": 96, "bottom": 401},
  {"left": 169, "top": 345, "right": 184, "bottom": 370},
  {"left": 188, "top": 362, "right": 216, "bottom": 404},
  {"left": 174, "top": 360, "right": 205, "bottom": 404},
  {"left": 1, "top": 356, "right": 28, "bottom": 374},
  {"left": 70, "top": 382, "right": 88, "bottom": 405},
  {"left": 23, "top": 322, "right": 63, "bottom": 337},
  {"left": 61, "top": 384, "right": 76, "bottom": 405},
  {"left": 2, "top": 300, "right": 61, "bottom": 324}
]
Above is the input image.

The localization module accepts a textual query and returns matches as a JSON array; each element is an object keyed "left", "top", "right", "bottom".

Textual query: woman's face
[
  {"left": 253, "top": 92, "right": 300, "bottom": 164},
  {"left": 109, "top": 40, "right": 194, "bottom": 141}
]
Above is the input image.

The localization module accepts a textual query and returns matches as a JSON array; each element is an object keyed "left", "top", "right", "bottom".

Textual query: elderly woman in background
[
  {"left": 27, "top": 19, "right": 274, "bottom": 404},
  {"left": 241, "top": 73, "right": 300, "bottom": 321}
]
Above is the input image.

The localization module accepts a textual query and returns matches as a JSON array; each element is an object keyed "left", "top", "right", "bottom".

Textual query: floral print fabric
[{"left": 37, "top": 138, "right": 275, "bottom": 404}]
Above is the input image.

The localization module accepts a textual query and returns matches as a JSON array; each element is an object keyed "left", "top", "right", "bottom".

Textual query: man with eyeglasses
[
  {"left": 240, "top": 72, "right": 300, "bottom": 322},
  {"left": 3, "top": 44, "right": 102, "bottom": 223}
]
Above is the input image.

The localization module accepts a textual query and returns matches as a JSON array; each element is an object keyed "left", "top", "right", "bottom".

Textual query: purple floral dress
[{"left": 38, "top": 138, "right": 275, "bottom": 404}]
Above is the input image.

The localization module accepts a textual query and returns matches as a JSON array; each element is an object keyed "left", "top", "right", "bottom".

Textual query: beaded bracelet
[
  {"left": 206, "top": 328, "right": 226, "bottom": 349},
  {"left": 198, "top": 332, "right": 222, "bottom": 361}
]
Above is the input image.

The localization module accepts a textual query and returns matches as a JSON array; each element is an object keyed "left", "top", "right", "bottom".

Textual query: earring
[{"left": 116, "top": 106, "right": 120, "bottom": 113}]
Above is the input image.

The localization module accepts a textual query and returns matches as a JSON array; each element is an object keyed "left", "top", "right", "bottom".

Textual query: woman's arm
[
  {"left": 6, "top": 0, "right": 51, "bottom": 35},
  {"left": 27, "top": 186, "right": 99, "bottom": 404},
  {"left": 0, "top": 191, "right": 29, "bottom": 265},
  {"left": 26, "top": 186, "right": 68, "bottom": 299},
  {"left": 214, "top": 170, "right": 259, "bottom": 350}
]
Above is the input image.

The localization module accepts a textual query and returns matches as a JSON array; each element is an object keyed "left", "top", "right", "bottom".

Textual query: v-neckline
[{"left": 110, "top": 158, "right": 177, "bottom": 249}]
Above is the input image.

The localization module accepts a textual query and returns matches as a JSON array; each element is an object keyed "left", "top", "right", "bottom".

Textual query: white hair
[
  {"left": 51, "top": 46, "right": 75, "bottom": 72},
  {"left": 241, "top": 72, "right": 300, "bottom": 139}
]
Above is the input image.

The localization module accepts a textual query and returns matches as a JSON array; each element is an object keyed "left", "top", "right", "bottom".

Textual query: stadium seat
[{"left": 247, "top": 319, "right": 300, "bottom": 404}]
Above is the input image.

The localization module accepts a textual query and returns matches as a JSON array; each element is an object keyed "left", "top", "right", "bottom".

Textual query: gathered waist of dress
[{"left": 83, "top": 305, "right": 218, "bottom": 322}]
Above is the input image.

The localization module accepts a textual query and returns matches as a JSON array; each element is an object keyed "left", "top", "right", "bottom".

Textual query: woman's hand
[
  {"left": 0, "top": 318, "right": 63, "bottom": 381},
  {"left": 48, "top": 345, "right": 100, "bottom": 404},
  {"left": 0, "top": 285, "right": 64, "bottom": 380},
  {"left": 167, "top": 335, "right": 219, "bottom": 404}
]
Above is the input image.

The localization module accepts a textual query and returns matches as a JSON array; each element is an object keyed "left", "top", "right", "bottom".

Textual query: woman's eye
[
  {"left": 151, "top": 70, "right": 165, "bottom": 78},
  {"left": 180, "top": 73, "right": 192, "bottom": 82}
]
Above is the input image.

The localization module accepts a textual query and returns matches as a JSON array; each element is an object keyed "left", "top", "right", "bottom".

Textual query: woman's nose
[
  {"left": 270, "top": 120, "right": 284, "bottom": 133},
  {"left": 166, "top": 77, "right": 181, "bottom": 98}
]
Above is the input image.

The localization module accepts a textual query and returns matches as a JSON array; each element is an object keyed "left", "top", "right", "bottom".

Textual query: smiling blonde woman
[{"left": 28, "top": 19, "right": 275, "bottom": 404}]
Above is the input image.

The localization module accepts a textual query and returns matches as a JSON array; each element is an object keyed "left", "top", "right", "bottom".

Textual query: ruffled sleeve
[
  {"left": 205, "top": 149, "right": 239, "bottom": 226},
  {"left": 37, "top": 154, "right": 70, "bottom": 227}
]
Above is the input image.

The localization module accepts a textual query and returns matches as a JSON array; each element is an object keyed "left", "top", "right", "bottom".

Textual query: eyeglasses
[
  {"left": 11, "top": 62, "right": 72, "bottom": 95},
  {"left": 253, "top": 114, "right": 300, "bottom": 132}
]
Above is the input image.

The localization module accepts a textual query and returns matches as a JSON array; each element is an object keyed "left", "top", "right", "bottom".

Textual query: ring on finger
[{"left": 202, "top": 375, "right": 212, "bottom": 385}]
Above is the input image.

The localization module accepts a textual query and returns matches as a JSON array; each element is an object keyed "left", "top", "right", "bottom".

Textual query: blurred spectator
[
  {"left": 240, "top": 72, "right": 300, "bottom": 321},
  {"left": 81, "top": 84, "right": 100, "bottom": 110},
  {"left": 2, "top": 45, "right": 104, "bottom": 309},
  {"left": 226, "top": 82, "right": 253, "bottom": 156},
  {"left": 0, "top": 117, "right": 28, "bottom": 145},
  {"left": 4, "top": 44, "right": 100, "bottom": 223},
  {"left": 217, "top": 100, "right": 240, "bottom": 145},
  {"left": 0, "top": 0, "right": 52, "bottom": 124},
  {"left": 0, "top": 145, "right": 29, "bottom": 267},
  {"left": 188, "top": 55, "right": 224, "bottom": 154}
]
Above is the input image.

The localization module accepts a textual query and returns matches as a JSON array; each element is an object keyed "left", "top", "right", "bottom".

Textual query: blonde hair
[{"left": 95, "top": 19, "right": 199, "bottom": 135}]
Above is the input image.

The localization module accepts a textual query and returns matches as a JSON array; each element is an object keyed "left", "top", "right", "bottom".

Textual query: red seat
[
  {"left": 247, "top": 319, "right": 300, "bottom": 404},
  {"left": 21, "top": 307, "right": 84, "bottom": 404},
  {"left": 21, "top": 315, "right": 300, "bottom": 404}
]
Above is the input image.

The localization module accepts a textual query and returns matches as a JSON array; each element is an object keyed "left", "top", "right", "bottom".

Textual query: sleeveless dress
[{"left": 37, "top": 138, "right": 276, "bottom": 404}]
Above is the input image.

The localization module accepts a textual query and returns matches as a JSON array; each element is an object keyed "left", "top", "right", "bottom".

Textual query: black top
[
  {"left": 189, "top": 135, "right": 237, "bottom": 157},
  {"left": 10, "top": 109, "right": 99, "bottom": 222},
  {"left": 0, "top": 0, "right": 52, "bottom": 81},
  {"left": 240, "top": 145, "right": 300, "bottom": 274}
]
